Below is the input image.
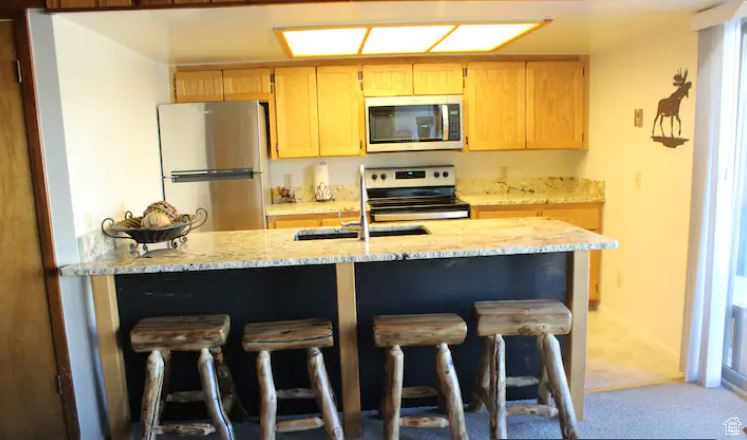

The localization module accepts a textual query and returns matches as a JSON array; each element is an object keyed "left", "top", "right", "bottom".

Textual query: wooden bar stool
[
  {"left": 242, "top": 319, "right": 344, "bottom": 440},
  {"left": 469, "top": 300, "right": 578, "bottom": 440},
  {"left": 131, "top": 314, "right": 237, "bottom": 440},
  {"left": 373, "top": 313, "right": 469, "bottom": 440}
]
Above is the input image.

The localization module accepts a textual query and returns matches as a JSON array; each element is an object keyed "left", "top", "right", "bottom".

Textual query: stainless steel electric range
[{"left": 365, "top": 165, "right": 470, "bottom": 222}]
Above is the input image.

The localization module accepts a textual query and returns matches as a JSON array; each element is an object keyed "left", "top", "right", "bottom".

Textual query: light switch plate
[{"left": 634, "top": 109, "right": 643, "bottom": 127}]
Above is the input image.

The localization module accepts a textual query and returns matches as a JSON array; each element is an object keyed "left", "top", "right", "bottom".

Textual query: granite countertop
[
  {"left": 266, "top": 200, "right": 365, "bottom": 217},
  {"left": 60, "top": 217, "right": 617, "bottom": 277},
  {"left": 458, "top": 191, "right": 605, "bottom": 206}
]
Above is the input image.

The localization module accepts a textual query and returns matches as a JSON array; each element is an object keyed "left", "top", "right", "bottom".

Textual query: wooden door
[
  {"left": 274, "top": 67, "right": 320, "bottom": 158},
  {"left": 474, "top": 208, "right": 537, "bottom": 219},
  {"left": 413, "top": 63, "right": 463, "bottom": 95},
  {"left": 362, "top": 64, "right": 413, "bottom": 96},
  {"left": 223, "top": 68, "right": 272, "bottom": 100},
  {"left": 526, "top": 61, "right": 585, "bottom": 149},
  {"left": 540, "top": 206, "right": 601, "bottom": 230},
  {"left": 174, "top": 70, "right": 224, "bottom": 103},
  {"left": 465, "top": 62, "right": 526, "bottom": 150},
  {"left": 0, "top": 21, "right": 68, "bottom": 439},
  {"left": 272, "top": 218, "right": 321, "bottom": 229},
  {"left": 317, "top": 66, "right": 363, "bottom": 157}
]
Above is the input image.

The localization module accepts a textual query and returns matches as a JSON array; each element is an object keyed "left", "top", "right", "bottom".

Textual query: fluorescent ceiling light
[
  {"left": 361, "top": 25, "right": 454, "bottom": 54},
  {"left": 431, "top": 23, "right": 542, "bottom": 53},
  {"left": 280, "top": 27, "right": 368, "bottom": 57},
  {"left": 275, "top": 21, "right": 549, "bottom": 58}
]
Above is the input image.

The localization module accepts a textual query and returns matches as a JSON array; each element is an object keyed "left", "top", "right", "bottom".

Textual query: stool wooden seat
[
  {"left": 131, "top": 314, "right": 230, "bottom": 352},
  {"left": 132, "top": 314, "right": 239, "bottom": 440},
  {"left": 373, "top": 314, "right": 467, "bottom": 347},
  {"left": 243, "top": 319, "right": 343, "bottom": 440},
  {"left": 242, "top": 319, "right": 333, "bottom": 352},
  {"left": 469, "top": 300, "right": 578, "bottom": 440},
  {"left": 374, "top": 313, "right": 468, "bottom": 440}
]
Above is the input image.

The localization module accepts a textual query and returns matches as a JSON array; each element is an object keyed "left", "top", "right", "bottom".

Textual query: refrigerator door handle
[{"left": 167, "top": 168, "right": 255, "bottom": 183}]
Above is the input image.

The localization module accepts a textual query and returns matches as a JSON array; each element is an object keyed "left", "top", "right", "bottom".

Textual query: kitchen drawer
[
  {"left": 541, "top": 206, "right": 601, "bottom": 230},
  {"left": 475, "top": 208, "right": 538, "bottom": 219},
  {"left": 321, "top": 217, "right": 358, "bottom": 227},
  {"left": 272, "top": 218, "right": 321, "bottom": 229}
]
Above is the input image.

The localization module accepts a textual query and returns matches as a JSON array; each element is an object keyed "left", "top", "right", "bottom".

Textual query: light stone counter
[
  {"left": 265, "top": 200, "right": 365, "bottom": 217},
  {"left": 60, "top": 217, "right": 617, "bottom": 277}
]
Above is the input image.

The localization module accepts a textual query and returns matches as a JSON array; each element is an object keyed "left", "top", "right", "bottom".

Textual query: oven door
[{"left": 365, "top": 96, "right": 463, "bottom": 152}]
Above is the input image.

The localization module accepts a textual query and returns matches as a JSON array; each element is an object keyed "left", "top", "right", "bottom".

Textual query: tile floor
[{"left": 586, "top": 310, "right": 683, "bottom": 392}]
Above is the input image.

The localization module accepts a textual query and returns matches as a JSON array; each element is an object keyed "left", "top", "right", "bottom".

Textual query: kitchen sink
[{"left": 294, "top": 225, "right": 429, "bottom": 241}]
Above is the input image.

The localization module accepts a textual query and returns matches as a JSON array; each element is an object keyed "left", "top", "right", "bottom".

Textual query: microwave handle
[{"left": 442, "top": 104, "right": 449, "bottom": 141}]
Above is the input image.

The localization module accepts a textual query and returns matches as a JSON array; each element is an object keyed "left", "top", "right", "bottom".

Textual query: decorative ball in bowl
[{"left": 101, "top": 201, "right": 207, "bottom": 252}]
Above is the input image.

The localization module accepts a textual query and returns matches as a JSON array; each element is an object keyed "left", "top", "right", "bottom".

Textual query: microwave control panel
[{"left": 447, "top": 104, "right": 461, "bottom": 141}]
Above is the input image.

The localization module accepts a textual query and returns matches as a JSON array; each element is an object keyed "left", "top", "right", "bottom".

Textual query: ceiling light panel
[
  {"left": 362, "top": 25, "right": 454, "bottom": 54},
  {"left": 281, "top": 27, "right": 368, "bottom": 57},
  {"left": 431, "top": 23, "right": 542, "bottom": 53}
]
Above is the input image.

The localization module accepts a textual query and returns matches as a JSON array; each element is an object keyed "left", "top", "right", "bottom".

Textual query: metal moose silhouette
[{"left": 651, "top": 68, "right": 692, "bottom": 148}]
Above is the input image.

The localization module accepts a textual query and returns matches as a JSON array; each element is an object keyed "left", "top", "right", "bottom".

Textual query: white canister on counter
[{"left": 314, "top": 161, "right": 333, "bottom": 201}]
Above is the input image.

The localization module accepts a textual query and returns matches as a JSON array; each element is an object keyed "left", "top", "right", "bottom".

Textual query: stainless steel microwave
[{"left": 365, "top": 95, "right": 464, "bottom": 152}]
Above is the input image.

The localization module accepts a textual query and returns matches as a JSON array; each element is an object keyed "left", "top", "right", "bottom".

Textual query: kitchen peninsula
[{"left": 61, "top": 217, "right": 616, "bottom": 439}]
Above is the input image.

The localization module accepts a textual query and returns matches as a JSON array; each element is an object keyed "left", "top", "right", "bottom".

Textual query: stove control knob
[
  {"left": 381, "top": 173, "right": 388, "bottom": 180},
  {"left": 434, "top": 171, "right": 441, "bottom": 178},
  {"left": 371, "top": 174, "right": 378, "bottom": 181},
  {"left": 443, "top": 171, "right": 450, "bottom": 178}
]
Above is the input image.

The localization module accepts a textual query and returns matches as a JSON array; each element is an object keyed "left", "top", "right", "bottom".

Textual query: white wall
[
  {"left": 29, "top": 13, "right": 171, "bottom": 439},
  {"left": 582, "top": 28, "right": 698, "bottom": 362},
  {"left": 53, "top": 16, "right": 170, "bottom": 240},
  {"left": 270, "top": 150, "right": 586, "bottom": 187}
]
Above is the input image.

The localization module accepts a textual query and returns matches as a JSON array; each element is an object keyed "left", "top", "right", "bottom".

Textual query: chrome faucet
[{"left": 340, "top": 165, "right": 370, "bottom": 242}]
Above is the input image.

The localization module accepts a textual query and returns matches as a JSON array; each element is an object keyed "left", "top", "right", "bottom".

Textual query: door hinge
[
  {"left": 465, "top": 135, "right": 469, "bottom": 146},
  {"left": 358, "top": 70, "right": 363, "bottom": 90},
  {"left": 269, "top": 72, "right": 275, "bottom": 94},
  {"left": 275, "top": 143, "right": 279, "bottom": 155},
  {"left": 462, "top": 67, "right": 467, "bottom": 77},
  {"left": 359, "top": 140, "right": 363, "bottom": 151},
  {"left": 55, "top": 374, "right": 64, "bottom": 395},
  {"left": 15, "top": 59, "right": 22, "bottom": 84}
]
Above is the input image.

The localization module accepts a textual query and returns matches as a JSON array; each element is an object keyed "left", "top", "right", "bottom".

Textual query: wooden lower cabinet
[
  {"left": 473, "top": 208, "right": 537, "bottom": 219},
  {"left": 268, "top": 213, "right": 361, "bottom": 229},
  {"left": 472, "top": 203, "right": 603, "bottom": 309}
]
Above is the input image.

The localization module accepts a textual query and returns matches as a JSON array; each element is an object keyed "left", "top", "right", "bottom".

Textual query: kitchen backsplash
[
  {"left": 271, "top": 177, "right": 604, "bottom": 203},
  {"left": 456, "top": 177, "right": 604, "bottom": 197}
]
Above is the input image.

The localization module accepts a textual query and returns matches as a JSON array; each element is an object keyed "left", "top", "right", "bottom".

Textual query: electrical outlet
[{"left": 634, "top": 109, "right": 643, "bottom": 128}]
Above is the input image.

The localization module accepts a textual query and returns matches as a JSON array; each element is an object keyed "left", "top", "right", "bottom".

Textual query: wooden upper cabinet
[
  {"left": 413, "top": 63, "right": 463, "bottom": 95},
  {"left": 274, "top": 67, "right": 319, "bottom": 158},
  {"left": 362, "top": 64, "right": 413, "bottom": 96},
  {"left": 526, "top": 61, "right": 586, "bottom": 149},
  {"left": 316, "top": 66, "right": 363, "bottom": 157},
  {"left": 174, "top": 71, "right": 224, "bottom": 103},
  {"left": 223, "top": 68, "right": 272, "bottom": 100},
  {"left": 465, "top": 62, "right": 526, "bottom": 151}
]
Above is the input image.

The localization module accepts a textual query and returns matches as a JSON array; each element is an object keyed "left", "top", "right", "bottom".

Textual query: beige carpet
[{"left": 152, "top": 382, "right": 747, "bottom": 439}]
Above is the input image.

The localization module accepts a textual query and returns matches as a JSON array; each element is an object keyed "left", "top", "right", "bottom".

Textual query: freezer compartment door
[
  {"left": 158, "top": 101, "right": 265, "bottom": 173},
  {"left": 164, "top": 177, "right": 266, "bottom": 231}
]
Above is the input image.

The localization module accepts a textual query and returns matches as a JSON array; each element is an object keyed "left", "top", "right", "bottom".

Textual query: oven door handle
[
  {"left": 372, "top": 210, "right": 469, "bottom": 222},
  {"left": 442, "top": 104, "right": 449, "bottom": 141}
]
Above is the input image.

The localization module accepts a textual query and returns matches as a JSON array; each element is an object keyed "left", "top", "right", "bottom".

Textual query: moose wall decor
[{"left": 651, "top": 68, "right": 692, "bottom": 148}]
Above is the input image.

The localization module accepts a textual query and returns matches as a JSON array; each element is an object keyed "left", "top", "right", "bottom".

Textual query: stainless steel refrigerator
[{"left": 157, "top": 101, "right": 270, "bottom": 231}]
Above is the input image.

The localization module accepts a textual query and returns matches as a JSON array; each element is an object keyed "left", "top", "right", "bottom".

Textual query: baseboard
[{"left": 594, "top": 304, "right": 682, "bottom": 369}]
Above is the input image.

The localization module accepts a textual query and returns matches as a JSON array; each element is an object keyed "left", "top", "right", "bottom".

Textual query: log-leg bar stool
[
  {"left": 373, "top": 313, "right": 469, "bottom": 440},
  {"left": 242, "top": 319, "right": 344, "bottom": 440},
  {"left": 131, "top": 314, "right": 237, "bottom": 440},
  {"left": 469, "top": 300, "right": 579, "bottom": 439}
]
